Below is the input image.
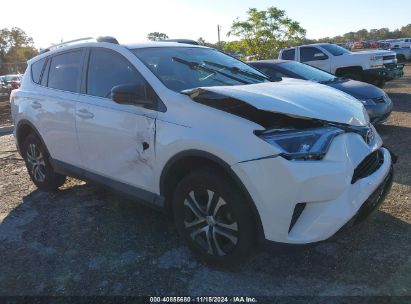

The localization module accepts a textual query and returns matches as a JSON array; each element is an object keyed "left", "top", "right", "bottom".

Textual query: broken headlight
[{"left": 258, "top": 127, "right": 344, "bottom": 160}]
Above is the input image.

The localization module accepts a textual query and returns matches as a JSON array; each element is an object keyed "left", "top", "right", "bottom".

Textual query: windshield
[
  {"left": 321, "top": 44, "right": 350, "bottom": 56},
  {"left": 132, "top": 47, "right": 270, "bottom": 92},
  {"left": 280, "top": 61, "right": 336, "bottom": 83}
]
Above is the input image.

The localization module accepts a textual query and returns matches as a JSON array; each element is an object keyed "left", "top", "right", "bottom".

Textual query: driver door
[{"left": 75, "top": 47, "right": 158, "bottom": 193}]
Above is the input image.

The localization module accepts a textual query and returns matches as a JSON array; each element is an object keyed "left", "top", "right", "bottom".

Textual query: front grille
[
  {"left": 383, "top": 55, "right": 396, "bottom": 61},
  {"left": 384, "top": 63, "right": 397, "bottom": 69},
  {"left": 351, "top": 149, "right": 384, "bottom": 184},
  {"left": 372, "top": 96, "right": 386, "bottom": 104},
  {"left": 288, "top": 203, "right": 306, "bottom": 232}
]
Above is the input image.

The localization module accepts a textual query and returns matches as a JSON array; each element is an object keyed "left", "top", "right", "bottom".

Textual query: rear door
[
  {"left": 75, "top": 47, "right": 158, "bottom": 193},
  {"left": 33, "top": 49, "right": 85, "bottom": 167},
  {"left": 299, "top": 46, "right": 331, "bottom": 72}
]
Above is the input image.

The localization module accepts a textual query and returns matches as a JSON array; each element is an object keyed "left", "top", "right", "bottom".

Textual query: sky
[{"left": 1, "top": 0, "right": 410, "bottom": 49}]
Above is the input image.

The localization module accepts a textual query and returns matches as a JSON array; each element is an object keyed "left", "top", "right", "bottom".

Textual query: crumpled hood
[{"left": 185, "top": 78, "right": 369, "bottom": 126}]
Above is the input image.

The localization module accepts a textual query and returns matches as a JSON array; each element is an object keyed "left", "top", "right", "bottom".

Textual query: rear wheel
[
  {"left": 172, "top": 168, "right": 256, "bottom": 266},
  {"left": 22, "top": 133, "right": 66, "bottom": 191}
]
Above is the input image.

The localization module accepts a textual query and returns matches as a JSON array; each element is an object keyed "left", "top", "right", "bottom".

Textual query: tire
[
  {"left": 22, "top": 133, "right": 66, "bottom": 191},
  {"left": 172, "top": 167, "right": 256, "bottom": 266}
]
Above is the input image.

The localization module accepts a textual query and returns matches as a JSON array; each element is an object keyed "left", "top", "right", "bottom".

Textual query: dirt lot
[{"left": 0, "top": 67, "right": 410, "bottom": 298}]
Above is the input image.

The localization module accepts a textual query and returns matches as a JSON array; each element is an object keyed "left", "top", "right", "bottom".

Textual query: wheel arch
[
  {"left": 335, "top": 66, "right": 364, "bottom": 76},
  {"left": 160, "top": 150, "right": 265, "bottom": 243},
  {"left": 15, "top": 119, "right": 48, "bottom": 156}
]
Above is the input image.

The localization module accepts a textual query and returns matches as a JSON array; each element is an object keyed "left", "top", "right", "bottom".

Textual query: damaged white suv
[{"left": 11, "top": 39, "right": 394, "bottom": 265}]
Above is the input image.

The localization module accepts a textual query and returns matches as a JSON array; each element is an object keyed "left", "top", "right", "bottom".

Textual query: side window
[
  {"left": 31, "top": 57, "right": 46, "bottom": 84},
  {"left": 48, "top": 50, "right": 83, "bottom": 93},
  {"left": 300, "top": 47, "right": 328, "bottom": 63},
  {"left": 87, "top": 48, "right": 151, "bottom": 100},
  {"left": 281, "top": 49, "right": 295, "bottom": 60}
]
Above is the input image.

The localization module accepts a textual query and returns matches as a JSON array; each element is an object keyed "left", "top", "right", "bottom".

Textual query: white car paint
[
  {"left": 10, "top": 41, "right": 392, "bottom": 246},
  {"left": 186, "top": 79, "right": 369, "bottom": 126},
  {"left": 279, "top": 43, "right": 397, "bottom": 74}
]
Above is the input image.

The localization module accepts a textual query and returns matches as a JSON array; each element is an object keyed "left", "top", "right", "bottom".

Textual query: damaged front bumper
[
  {"left": 364, "top": 65, "right": 404, "bottom": 81},
  {"left": 231, "top": 132, "right": 393, "bottom": 244}
]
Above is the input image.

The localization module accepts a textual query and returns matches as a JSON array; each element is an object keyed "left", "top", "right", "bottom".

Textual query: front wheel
[
  {"left": 22, "top": 133, "right": 66, "bottom": 191},
  {"left": 172, "top": 168, "right": 257, "bottom": 266}
]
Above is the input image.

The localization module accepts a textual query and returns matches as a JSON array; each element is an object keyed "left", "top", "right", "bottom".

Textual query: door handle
[
  {"left": 31, "top": 101, "right": 42, "bottom": 109},
  {"left": 76, "top": 108, "right": 94, "bottom": 119}
]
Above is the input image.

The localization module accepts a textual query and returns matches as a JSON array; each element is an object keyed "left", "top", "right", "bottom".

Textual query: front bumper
[
  {"left": 352, "top": 164, "right": 393, "bottom": 224},
  {"left": 363, "top": 65, "right": 404, "bottom": 81},
  {"left": 365, "top": 100, "right": 393, "bottom": 125},
  {"left": 232, "top": 132, "right": 393, "bottom": 244}
]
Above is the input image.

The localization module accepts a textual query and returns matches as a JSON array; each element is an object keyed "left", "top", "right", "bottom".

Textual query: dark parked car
[
  {"left": 1, "top": 74, "right": 23, "bottom": 99},
  {"left": 248, "top": 60, "right": 392, "bottom": 124}
]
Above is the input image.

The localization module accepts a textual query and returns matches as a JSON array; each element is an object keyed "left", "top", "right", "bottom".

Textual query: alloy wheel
[
  {"left": 26, "top": 143, "right": 46, "bottom": 183},
  {"left": 183, "top": 189, "right": 239, "bottom": 257}
]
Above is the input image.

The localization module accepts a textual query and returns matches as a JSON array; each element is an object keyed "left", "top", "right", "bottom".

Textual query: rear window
[
  {"left": 31, "top": 58, "right": 46, "bottom": 84},
  {"left": 48, "top": 50, "right": 83, "bottom": 93},
  {"left": 281, "top": 49, "right": 295, "bottom": 60}
]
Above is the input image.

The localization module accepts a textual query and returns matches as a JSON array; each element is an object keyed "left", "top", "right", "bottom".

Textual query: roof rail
[
  {"left": 96, "top": 36, "right": 119, "bottom": 44},
  {"left": 163, "top": 39, "right": 199, "bottom": 45},
  {"left": 39, "top": 36, "right": 119, "bottom": 54}
]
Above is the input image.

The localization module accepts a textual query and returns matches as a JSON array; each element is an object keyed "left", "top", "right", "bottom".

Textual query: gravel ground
[
  {"left": 0, "top": 67, "right": 410, "bottom": 298},
  {"left": 0, "top": 98, "right": 12, "bottom": 127}
]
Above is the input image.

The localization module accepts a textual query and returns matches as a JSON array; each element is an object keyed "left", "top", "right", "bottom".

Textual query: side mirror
[{"left": 111, "top": 84, "right": 154, "bottom": 107}]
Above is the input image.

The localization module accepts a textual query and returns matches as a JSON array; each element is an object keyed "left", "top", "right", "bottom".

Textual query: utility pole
[{"left": 217, "top": 25, "right": 222, "bottom": 49}]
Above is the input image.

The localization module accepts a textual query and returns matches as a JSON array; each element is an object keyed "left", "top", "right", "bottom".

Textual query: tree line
[
  {"left": 147, "top": 7, "right": 411, "bottom": 60},
  {"left": 304, "top": 25, "right": 411, "bottom": 45},
  {"left": 0, "top": 27, "right": 38, "bottom": 74}
]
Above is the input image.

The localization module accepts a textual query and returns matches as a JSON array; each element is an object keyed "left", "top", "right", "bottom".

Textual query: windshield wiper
[
  {"left": 203, "top": 60, "right": 271, "bottom": 82},
  {"left": 172, "top": 57, "right": 250, "bottom": 84}
]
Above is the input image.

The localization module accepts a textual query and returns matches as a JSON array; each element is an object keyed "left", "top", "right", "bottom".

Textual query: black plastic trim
[
  {"left": 50, "top": 159, "right": 165, "bottom": 210},
  {"left": 288, "top": 203, "right": 306, "bottom": 233}
]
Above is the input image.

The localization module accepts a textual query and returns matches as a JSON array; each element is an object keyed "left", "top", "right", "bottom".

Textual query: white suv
[{"left": 10, "top": 38, "right": 394, "bottom": 265}]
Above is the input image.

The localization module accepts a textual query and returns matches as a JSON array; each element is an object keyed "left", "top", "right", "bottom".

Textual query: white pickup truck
[{"left": 279, "top": 43, "right": 404, "bottom": 87}]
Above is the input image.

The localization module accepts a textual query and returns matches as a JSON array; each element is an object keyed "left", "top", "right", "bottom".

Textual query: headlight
[
  {"left": 258, "top": 127, "right": 344, "bottom": 160},
  {"left": 359, "top": 99, "right": 376, "bottom": 106}
]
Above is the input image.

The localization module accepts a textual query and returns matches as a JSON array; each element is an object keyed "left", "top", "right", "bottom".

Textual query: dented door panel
[{"left": 75, "top": 96, "right": 157, "bottom": 192}]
